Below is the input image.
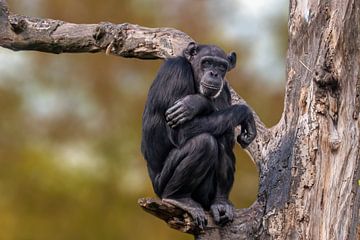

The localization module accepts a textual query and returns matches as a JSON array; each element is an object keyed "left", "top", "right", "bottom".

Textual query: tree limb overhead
[{"left": 0, "top": 1, "right": 192, "bottom": 59}]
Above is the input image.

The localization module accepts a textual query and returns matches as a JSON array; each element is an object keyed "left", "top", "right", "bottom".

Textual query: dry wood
[{"left": 0, "top": 1, "right": 192, "bottom": 58}]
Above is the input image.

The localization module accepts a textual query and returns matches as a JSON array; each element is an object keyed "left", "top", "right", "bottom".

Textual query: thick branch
[
  {"left": 0, "top": 2, "right": 191, "bottom": 58},
  {"left": 138, "top": 198, "right": 211, "bottom": 235},
  {"left": 138, "top": 198, "right": 264, "bottom": 240},
  {"left": 1, "top": 18, "right": 192, "bottom": 59}
]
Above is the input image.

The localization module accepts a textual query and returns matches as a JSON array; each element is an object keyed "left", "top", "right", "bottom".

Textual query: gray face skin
[
  {"left": 184, "top": 43, "right": 237, "bottom": 98},
  {"left": 198, "top": 56, "right": 228, "bottom": 98}
]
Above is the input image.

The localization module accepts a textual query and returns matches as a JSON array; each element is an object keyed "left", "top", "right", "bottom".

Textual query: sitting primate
[{"left": 141, "top": 42, "right": 257, "bottom": 228}]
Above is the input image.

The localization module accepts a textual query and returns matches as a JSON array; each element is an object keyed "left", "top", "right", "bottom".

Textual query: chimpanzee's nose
[{"left": 210, "top": 71, "right": 218, "bottom": 77}]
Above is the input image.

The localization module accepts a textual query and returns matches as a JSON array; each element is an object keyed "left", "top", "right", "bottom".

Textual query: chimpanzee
[{"left": 141, "top": 42, "right": 257, "bottom": 228}]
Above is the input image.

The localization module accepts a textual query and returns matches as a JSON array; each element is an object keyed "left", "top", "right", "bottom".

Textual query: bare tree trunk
[
  {"left": 1, "top": 0, "right": 359, "bottom": 239},
  {"left": 251, "top": 0, "right": 360, "bottom": 238}
]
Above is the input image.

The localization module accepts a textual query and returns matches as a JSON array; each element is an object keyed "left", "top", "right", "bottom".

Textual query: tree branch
[
  {"left": 0, "top": 2, "right": 191, "bottom": 58},
  {"left": 3, "top": 17, "right": 193, "bottom": 59},
  {"left": 138, "top": 198, "right": 211, "bottom": 235},
  {"left": 139, "top": 198, "right": 264, "bottom": 240}
]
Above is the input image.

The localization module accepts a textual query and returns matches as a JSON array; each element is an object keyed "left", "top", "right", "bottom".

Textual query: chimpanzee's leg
[
  {"left": 210, "top": 134, "right": 236, "bottom": 226},
  {"left": 191, "top": 169, "right": 216, "bottom": 210},
  {"left": 158, "top": 133, "right": 218, "bottom": 199},
  {"left": 216, "top": 136, "right": 236, "bottom": 198},
  {"left": 154, "top": 133, "right": 218, "bottom": 229}
]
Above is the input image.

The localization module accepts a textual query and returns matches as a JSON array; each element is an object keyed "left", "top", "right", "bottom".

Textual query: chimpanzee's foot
[
  {"left": 210, "top": 199, "right": 235, "bottom": 226},
  {"left": 163, "top": 198, "right": 207, "bottom": 229}
]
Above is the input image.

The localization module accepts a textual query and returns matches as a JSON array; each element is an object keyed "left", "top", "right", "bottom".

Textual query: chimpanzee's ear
[
  {"left": 183, "top": 42, "right": 199, "bottom": 61},
  {"left": 227, "top": 52, "right": 237, "bottom": 71}
]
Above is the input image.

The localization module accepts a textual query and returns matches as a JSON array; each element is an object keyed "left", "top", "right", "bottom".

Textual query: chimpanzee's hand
[
  {"left": 165, "top": 94, "right": 212, "bottom": 128},
  {"left": 237, "top": 112, "right": 257, "bottom": 148},
  {"left": 165, "top": 96, "right": 197, "bottom": 128}
]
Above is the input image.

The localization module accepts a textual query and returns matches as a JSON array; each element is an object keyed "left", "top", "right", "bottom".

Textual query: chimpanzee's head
[{"left": 184, "top": 42, "right": 236, "bottom": 98}]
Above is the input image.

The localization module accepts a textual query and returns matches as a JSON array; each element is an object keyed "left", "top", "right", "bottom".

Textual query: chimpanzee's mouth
[
  {"left": 201, "top": 82, "right": 220, "bottom": 90},
  {"left": 200, "top": 82, "right": 223, "bottom": 98}
]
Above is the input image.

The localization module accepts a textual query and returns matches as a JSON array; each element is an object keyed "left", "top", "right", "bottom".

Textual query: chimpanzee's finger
[
  {"left": 168, "top": 115, "right": 185, "bottom": 128},
  {"left": 165, "top": 102, "right": 182, "bottom": 116},
  {"left": 170, "top": 114, "right": 188, "bottom": 128},
  {"left": 173, "top": 117, "right": 188, "bottom": 127},
  {"left": 166, "top": 106, "right": 185, "bottom": 121},
  {"left": 171, "top": 112, "right": 188, "bottom": 123},
  {"left": 174, "top": 98, "right": 183, "bottom": 105}
]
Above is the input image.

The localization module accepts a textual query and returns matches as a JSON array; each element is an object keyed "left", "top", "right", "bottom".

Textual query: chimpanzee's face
[
  {"left": 198, "top": 54, "right": 229, "bottom": 98},
  {"left": 184, "top": 43, "right": 236, "bottom": 98}
]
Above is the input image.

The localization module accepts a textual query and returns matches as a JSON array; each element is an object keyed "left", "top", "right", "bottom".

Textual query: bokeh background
[{"left": 0, "top": 1, "right": 288, "bottom": 239}]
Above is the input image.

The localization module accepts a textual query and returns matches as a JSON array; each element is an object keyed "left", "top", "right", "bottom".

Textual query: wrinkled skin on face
[{"left": 184, "top": 42, "right": 236, "bottom": 98}]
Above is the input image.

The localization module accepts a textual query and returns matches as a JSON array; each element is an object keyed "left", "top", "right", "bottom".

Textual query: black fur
[{"left": 141, "top": 43, "right": 256, "bottom": 227}]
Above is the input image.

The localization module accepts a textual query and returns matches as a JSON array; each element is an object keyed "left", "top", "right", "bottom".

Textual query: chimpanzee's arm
[
  {"left": 177, "top": 104, "right": 256, "bottom": 146},
  {"left": 165, "top": 94, "right": 215, "bottom": 128}
]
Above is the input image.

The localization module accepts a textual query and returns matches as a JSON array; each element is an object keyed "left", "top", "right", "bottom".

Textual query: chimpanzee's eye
[
  {"left": 202, "top": 60, "right": 211, "bottom": 68},
  {"left": 217, "top": 64, "right": 227, "bottom": 73}
]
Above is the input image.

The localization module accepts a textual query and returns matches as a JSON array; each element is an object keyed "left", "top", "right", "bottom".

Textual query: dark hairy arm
[{"left": 176, "top": 104, "right": 255, "bottom": 145}]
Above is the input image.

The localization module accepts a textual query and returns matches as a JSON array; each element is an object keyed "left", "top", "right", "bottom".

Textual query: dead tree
[{"left": 1, "top": 0, "right": 359, "bottom": 239}]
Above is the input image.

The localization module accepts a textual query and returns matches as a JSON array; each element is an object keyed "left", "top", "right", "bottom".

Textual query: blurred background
[{"left": 0, "top": 0, "right": 288, "bottom": 239}]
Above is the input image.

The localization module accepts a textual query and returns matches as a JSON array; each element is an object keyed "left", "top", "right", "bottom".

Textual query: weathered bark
[
  {"left": 269, "top": 1, "right": 360, "bottom": 239},
  {"left": 1, "top": 0, "right": 359, "bottom": 239},
  {"left": 0, "top": 1, "right": 192, "bottom": 58}
]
